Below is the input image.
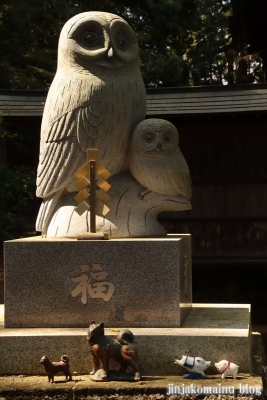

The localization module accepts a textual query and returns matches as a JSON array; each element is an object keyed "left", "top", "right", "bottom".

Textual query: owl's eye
[
  {"left": 117, "top": 35, "right": 128, "bottom": 49},
  {"left": 163, "top": 133, "right": 172, "bottom": 143},
  {"left": 83, "top": 32, "right": 98, "bottom": 47},
  {"left": 145, "top": 133, "right": 155, "bottom": 143}
]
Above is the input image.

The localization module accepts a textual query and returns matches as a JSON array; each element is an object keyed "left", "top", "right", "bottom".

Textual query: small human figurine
[
  {"left": 174, "top": 355, "right": 211, "bottom": 379},
  {"left": 215, "top": 360, "right": 239, "bottom": 379},
  {"left": 87, "top": 320, "right": 141, "bottom": 381},
  {"left": 39, "top": 355, "right": 72, "bottom": 383}
]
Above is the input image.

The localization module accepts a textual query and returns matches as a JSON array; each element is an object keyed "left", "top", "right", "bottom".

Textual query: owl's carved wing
[
  {"left": 169, "top": 149, "right": 192, "bottom": 199},
  {"left": 36, "top": 98, "right": 107, "bottom": 234},
  {"left": 36, "top": 93, "right": 105, "bottom": 198}
]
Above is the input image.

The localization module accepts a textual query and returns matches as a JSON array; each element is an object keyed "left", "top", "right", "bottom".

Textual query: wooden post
[
  {"left": 74, "top": 148, "right": 111, "bottom": 239},
  {"left": 90, "top": 160, "right": 96, "bottom": 233}
]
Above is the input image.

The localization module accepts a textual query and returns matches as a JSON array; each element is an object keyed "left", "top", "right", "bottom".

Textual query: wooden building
[{"left": 1, "top": 84, "right": 267, "bottom": 325}]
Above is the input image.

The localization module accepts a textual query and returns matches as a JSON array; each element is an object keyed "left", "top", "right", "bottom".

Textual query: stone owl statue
[
  {"left": 129, "top": 119, "right": 192, "bottom": 199},
  {"left": 36, "top": 11, "right": 146, "bottom": 233}
]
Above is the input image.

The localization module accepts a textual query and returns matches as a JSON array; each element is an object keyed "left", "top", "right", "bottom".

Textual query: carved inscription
[{"left": 71, "top": 264, "right": 115, "bottom": 304}]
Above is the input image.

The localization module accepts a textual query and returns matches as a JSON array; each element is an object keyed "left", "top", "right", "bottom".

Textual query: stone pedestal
[
  {"left": 2, "top": 235, "right": 253, "bottom": 377},
  {"left": 4, "top": 235, "right": 192, "bottom": 328}
]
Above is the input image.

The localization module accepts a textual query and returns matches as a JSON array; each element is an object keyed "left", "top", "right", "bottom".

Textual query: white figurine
[
  {"left": 215, "top": 360, "right": 239, "bottom": 379},
  {"left": 174, "top": 355, "right": 211, "bottom": 377}
]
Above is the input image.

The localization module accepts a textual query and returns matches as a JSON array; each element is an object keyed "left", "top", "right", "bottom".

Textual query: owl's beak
[
  {"left": 107, "top": 46, "right": 114, "bottom": 58},
  {"left": 156, "top": 143, "right": 162, "bottom": 151}
]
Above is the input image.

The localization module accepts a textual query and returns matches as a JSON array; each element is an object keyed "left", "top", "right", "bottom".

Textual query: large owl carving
[
  {"left": 129, "top": 119, "right": 192, "bottom": 199},
  {"left": 36, "top": 11, "right": 146, "bottom": 233}
]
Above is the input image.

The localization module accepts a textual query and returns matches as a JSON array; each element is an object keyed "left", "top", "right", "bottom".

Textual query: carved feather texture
[{"left": 36, "top": 11, "right": 146, "bottom": 232}]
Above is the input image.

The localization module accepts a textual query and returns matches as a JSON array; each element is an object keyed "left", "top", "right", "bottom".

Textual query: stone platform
[
  {"left": 0, "top": 304, "right": 252, "bottom": 375},
  {"left": 4, "top": 235, "right": 192, "bottom": 328},
  {"left": 0, "top": 373, "right": 263, "bottom": 398}
]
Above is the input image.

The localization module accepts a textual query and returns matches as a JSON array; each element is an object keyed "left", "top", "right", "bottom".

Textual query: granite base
[{"left": 4, "top": 235, "right": 192, "bottom": 328}]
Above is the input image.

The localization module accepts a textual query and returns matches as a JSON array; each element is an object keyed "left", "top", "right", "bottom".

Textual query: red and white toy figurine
[{"left": 214, "top": 360, "right": 239, "bottom": 379}]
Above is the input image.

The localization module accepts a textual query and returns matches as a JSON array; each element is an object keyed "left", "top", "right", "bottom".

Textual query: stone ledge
[{"left": 0, "top": 304, "right": 252, "bottom": 375}]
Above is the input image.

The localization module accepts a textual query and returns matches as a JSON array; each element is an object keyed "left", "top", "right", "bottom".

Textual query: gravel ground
[
  {"left": 0, "top": 374, "right": 263, "bottom": 400},
  {"left": 0, "top": 394, "right": 263, "bottom": 400}
]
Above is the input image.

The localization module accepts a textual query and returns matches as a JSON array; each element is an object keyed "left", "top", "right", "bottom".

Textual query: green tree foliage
[
  {"left": 0, "top": 0, "right": 265, "bottom": 88},
  {"left": 189, "top": 0, "right": 234, "bottom": 85},
  {"left": 187, "top": 0, "right": 262, "bottom": 85},
  {"left": 125, "top": 0, "right": 199, "bottom": 86},
  {"left": 0, "top": 0, "right": 78, "bottom": 89}
]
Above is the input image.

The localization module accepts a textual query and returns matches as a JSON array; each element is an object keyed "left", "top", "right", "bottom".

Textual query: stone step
[{"left": 0, "top": 304, "right": 252, "bottom": 375}]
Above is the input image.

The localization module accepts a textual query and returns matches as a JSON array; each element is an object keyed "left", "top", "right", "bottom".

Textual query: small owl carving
[
  {"left": 36, "top": 11, "right": 146, "bottom": 232},
  {"left": 129, "top": 119, "right": 192, "bottom": 199}
]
